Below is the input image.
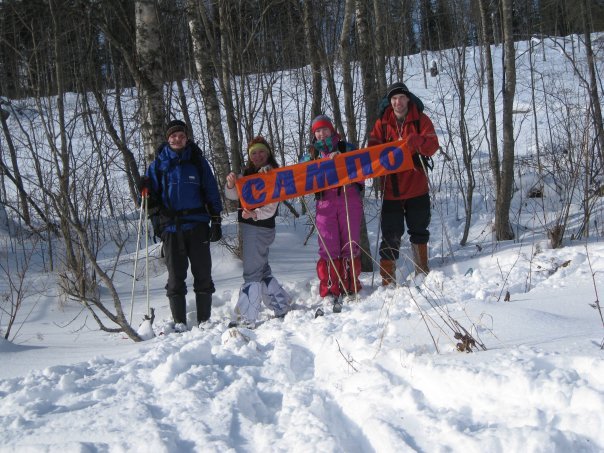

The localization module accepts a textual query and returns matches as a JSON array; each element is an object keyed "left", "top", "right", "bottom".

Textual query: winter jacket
[
  {"left": 146, "top": 141, "right": 222, "bottom": 234},
  {"left": 368, "top": 103, "right": 439, "bottom": 200}
]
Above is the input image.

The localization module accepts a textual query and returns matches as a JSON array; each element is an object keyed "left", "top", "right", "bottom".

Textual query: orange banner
[{"left": 235, "top": 139, "right": 414, "bottom": 209}]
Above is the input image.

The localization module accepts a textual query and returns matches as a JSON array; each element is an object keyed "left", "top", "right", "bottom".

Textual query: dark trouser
[
  {"left": 379, "top": 193, "right": 431, "bottom": 261},
  {"left": 163, "top": 223, "right": 215, "bottom": 297}
]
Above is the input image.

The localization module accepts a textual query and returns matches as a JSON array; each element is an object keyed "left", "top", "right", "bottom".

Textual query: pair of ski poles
[{"left": 129, "top": 195, "right": 151, "bottom": 324}]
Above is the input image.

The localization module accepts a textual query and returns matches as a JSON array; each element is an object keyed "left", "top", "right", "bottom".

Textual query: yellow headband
[{"left": 248, "top": 143, "right": 270, "bottom": 156}]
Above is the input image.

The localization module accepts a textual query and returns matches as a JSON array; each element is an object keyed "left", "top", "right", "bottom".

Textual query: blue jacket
[{"left": 146, "top": 142, "right": 222, "bottom": 233}]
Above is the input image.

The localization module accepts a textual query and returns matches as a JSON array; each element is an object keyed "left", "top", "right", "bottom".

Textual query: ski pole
[
  {"left": 370, "top": 182, "right": 385, "bottom": 288},
  {"left": 144, "top": 196, "right": 150, "bottom": 317},
  {"left": 342, "top": 184, "right": 359, "bottom": 300},
  {"left": 129, "top": 198, "right": 145, "bottom": 324}
]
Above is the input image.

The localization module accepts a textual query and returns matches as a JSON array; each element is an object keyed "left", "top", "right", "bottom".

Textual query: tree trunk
[
  {"left": 581, "top": 0, "right": 604, "bottom": 168},
  {"left": 339, "top": 0, "right": 358, "bottom": 145},
  {"left": 456, "top": 49, "right": 475, "bottom": 246},
  {"left": 303, "top": 0, "right": 323, "bottom": 121},
  {"left": 372, "top": 0, "right": 387, "bottom": 97},
  {"left": 217, "top": 1, "right": 242, "bottom": 174},
  {"left": 478, "top": 0, "right": 500, "bottom": 199},
  {"left": 90, "top": 88, "right": 141, "bottom": 206},
  {"left": 135, "top": 0, "right": 166, "bottom": 161},
  {"left": 321, "top": 57, "right": 345, "bottom": 136},
  {"left": 49, "top": 0, "right": 77, "bottom": 270},
  {"left": 495, "top": 0, "right": 515, "bottom": 240},
  {"left": 355, "top": 0, "right": 378, "bottom": 145},
  {"left": 186, "top": 0, "right": 230, "bottom": 188},
  {"left": 0, "top": 109, "right": 30, "bottom": 225},
  {"left": 175, "top": 78, "right": 193, "bottom": 135}
]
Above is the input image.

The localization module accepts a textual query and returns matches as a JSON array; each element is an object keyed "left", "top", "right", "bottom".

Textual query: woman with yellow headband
[{"left": 224, "top": 136, "right": 291, "bottom": 328}]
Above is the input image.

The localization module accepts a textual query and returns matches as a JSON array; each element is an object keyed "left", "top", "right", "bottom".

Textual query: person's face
[
  {"left": 390, "top": 93, "right": 409, "bottom": 119},
  {"left": 250, "top": 147, "right": 269, "bottom": 168},
  {"left": 314, "top": 126, "right": 332, "bottom": 142},
  {"left": 168, "top": 131, "right": 187, "bottom": 151}
]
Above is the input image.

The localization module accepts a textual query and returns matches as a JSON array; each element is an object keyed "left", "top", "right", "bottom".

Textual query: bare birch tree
[
  {"left": 339, "top": 0, "right": 358, "bottom": 145},
  {"left": 355, "top": 0, "right": 379, "bottom": 144},
  {"left": 135, "top": 0, "right": 166, "bottom": 161},
  {"left": 186, "top": 0, "right": 230, "bottom": 188},
  {"left": 477, "top": 0, "right": 501, "bottom": 202},
  {"left": 302, "top": 0, "right": 323, "bottom": 121}
]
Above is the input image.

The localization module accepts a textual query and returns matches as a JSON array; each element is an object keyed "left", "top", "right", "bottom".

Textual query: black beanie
[
  {"left": 386, "top": 82, "right": 410, "bottom": 101},
  {"left": 165, "top": 120, "right": 187, "bottom": 139}
]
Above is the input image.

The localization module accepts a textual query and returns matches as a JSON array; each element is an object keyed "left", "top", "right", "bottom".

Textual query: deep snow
[{"left": 1, "top": 198, "right": 603, "bottom": 452}]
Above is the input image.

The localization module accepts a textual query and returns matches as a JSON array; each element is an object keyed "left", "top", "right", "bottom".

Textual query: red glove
[
  {"left": 406, "top": 133, "right": 425, "bottom": 151},
  {"left": 139, "top": 176, "right": 151, "bottom": 198}
]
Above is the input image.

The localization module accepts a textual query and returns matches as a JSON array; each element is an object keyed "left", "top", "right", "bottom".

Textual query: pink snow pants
[{"left": 315, "top": 184, "right": 363, "bottom": 261}]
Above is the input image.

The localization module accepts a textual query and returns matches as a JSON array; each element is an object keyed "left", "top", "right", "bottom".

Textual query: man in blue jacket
[{"left": 140, "top": 120, "right": 223, "bottom": 332}]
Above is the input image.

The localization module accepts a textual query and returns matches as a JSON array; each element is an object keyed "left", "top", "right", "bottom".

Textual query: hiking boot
[
  {"left": 332, "top": 299, "right": 343, "bottom": 313},
  {"left": 195, "top": 292, "right": 212, "bottom": 324},
  {"left": 412, "top": 243, "right": 430, "bottom": 276},
  {"left": 168, "top": 295, "right": 187, "bottom": 325},
  {"left": 274, "top": 311, "right": 288, "bottom": 320},
  {"left": 380, "top": 259, "right": 396, "bottom": 286}
]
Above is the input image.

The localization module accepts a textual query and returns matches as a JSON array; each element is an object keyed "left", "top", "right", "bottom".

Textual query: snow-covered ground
[
  {"left": 1, "top": 34, "right": 603, "bottom": 452},
  {"left": 1, "top": 196, "right": 603, "bottom": 452}
]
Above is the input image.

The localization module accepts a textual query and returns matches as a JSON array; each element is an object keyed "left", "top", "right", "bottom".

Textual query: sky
[{"left": 0, "top": 35, "right": 603, "bottom": 453}]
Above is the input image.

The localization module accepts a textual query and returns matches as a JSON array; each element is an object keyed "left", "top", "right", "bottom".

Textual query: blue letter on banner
[
  {"left": 272, "top": 170, "right": 297, "bottom": 199},
  {"left": 305, "top": 161, "right": 340, "bottom": 191},
  {"left": 344, "top": 152, "right": 374, "bottom": 180},
  {"left": 241, "top": 179, "right": 266, "bottom": 204},
  {"left": 379, "top": 146, "right": 405, "bottom": 171}
]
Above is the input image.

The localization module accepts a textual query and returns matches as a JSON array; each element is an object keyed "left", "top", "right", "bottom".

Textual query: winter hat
[
  {"left": 165, "top": 119, "right": 187, "bottom": 139},
  {"left": 247, "top": 136, "right": 272, "bottom": 157},
  {"left": 311, "top": 115, "right": 336, "bottom": 135},
  {"left": 386, "top": 82, "right": 411, "bottom": 101}
]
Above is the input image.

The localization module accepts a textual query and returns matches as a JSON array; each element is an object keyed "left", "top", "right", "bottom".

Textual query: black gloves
[{"left": 209, "top": 215, "right": 222, "bottom": 242}]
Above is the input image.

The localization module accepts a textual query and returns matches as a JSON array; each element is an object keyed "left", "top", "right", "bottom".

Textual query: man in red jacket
[{"left": 368, "top": 82, "right": 440, "bottom": 285}]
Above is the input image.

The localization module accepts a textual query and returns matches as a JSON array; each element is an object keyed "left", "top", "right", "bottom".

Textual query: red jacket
[{"left": 368, "top": 103, "right": 439, "bottom": 200}]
